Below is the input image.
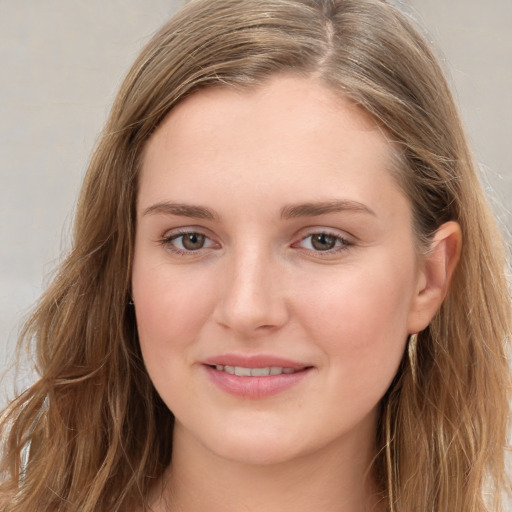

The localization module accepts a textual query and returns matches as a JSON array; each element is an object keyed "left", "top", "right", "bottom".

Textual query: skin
[{"left": 132, "top": 75, "right": 460, "bottom": 512}]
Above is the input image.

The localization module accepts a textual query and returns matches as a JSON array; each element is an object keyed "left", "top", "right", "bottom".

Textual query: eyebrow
[
  {"left": 142, "top": 199, "right": 375, "bottom": 221},
  {"left": 280, "top": 200, "right": 375, "bottom": 219},
  {"left": 143, "top": 202, "right": 219, "bottom": 220}
]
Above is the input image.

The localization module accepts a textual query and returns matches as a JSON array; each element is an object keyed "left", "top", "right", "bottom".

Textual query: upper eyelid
[
  {"left": 296, "top": 232, "right": 352, "bottom": 248},
  {"left": 161, "top": 230, "right": 216, "bottom": 245},
  {"left": 158, "top": 226, "right": 354, "bottom": 248},
  {"left": 295, "top": 226, "right": 355, "bottom": 242},
  {"left": 159, "top": 227, "right": 353, "bottom": 240},
  {"left": 159, "top": 230, "right": 219, "bottom": 256},
  {"left": 299, "top": 228, "right": 349, "bottom": 238},
  {"left": 161, "top": 226, "right": 214, "bottom": 239}
]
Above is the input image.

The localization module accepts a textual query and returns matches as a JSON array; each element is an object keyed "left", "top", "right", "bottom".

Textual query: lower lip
[{"left": 203, "top": 365, "right": 312, "bottom": 399}]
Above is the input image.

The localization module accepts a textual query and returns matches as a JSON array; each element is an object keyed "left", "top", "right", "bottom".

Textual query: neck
[{"left": 150, "top": 419, "right": 385, "bottom": 512}]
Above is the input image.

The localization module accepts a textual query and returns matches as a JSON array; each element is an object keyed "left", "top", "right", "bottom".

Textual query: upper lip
[{"left": 202, "top": 354, "right": 310, "bottom": 370}]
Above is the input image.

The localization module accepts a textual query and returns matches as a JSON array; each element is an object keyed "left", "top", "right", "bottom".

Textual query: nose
[{"left": 213, "top": 245, "right": 289, "bottom": 336}]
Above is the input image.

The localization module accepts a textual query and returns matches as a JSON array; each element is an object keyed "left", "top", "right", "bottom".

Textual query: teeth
[
  {"left": 251, "top": 367, "right": 270, "bottom": 377},
  {"left": 234, "top": 366, "right": 252, "bottom": 377},
  {"left": 213, "top": 365, "right": 300, "bottom": 376}
]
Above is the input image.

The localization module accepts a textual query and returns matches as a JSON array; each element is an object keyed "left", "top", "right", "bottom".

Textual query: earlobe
[{"left": 408, "top": 221, "right": 462, "bottom": 333}]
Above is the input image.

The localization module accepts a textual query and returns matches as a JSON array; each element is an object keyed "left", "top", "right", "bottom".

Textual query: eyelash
[
  {"left": 294, "top": 231, "right": 352, "bottom": 255},
  {"left": 159, "top": 230, "right": 353, "bottom": 256},
  {"left": 159, "top": 229, "right": 218, "bottom": 256}
]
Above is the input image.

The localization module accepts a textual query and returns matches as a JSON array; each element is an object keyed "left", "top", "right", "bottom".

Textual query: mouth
[
  {"left": 202, "top": 356, "right": 313, "bottom": 399},
  {"left": 207, "top": 364, "right": 308, "bottom": 376}
]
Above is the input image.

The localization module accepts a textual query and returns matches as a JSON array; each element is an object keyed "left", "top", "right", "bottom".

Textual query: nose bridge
[{"left": 216, "top": 240, "right": 287, "bottom": 334}]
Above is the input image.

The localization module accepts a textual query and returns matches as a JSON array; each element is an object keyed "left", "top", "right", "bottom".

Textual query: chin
[
  {"left": 187, "top": 418, "right": 312, "bottom": 466},
  {"left": 212, "top": 436, "right": 303, "bottom": 466}
]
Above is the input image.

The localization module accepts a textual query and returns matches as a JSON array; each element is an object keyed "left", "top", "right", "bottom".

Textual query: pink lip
[{"left": 202, "top": 354, "right": 313, "bottom": 399}]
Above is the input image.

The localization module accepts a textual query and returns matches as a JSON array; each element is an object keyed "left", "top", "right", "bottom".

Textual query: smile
[
  {"left": 212, "top": 365, "right": 301, "bottom": 376},
  {"left": 203, "top": 359, "right": 312, "bottom": 399}
]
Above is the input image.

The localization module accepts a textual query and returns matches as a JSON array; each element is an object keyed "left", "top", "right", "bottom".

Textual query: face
[{"left": 132, "top": 75, "right": 427, "bottom": 466}]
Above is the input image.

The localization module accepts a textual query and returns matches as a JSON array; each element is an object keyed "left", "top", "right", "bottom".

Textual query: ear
[{"left": 407, "top": 221, "right": 462, "bottom": 333}]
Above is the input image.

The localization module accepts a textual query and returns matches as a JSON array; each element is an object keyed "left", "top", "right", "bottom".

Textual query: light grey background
[{"left": 1, "top": 1, "right": 511, "bottom": 401}]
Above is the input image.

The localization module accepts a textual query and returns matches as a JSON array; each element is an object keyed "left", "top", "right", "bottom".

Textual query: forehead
[
  {"left": 139, "top": 75, "right": 406, "bottom": 222},
  {"left": 144, "top": 75, "right": 382, "bottom": 157}
]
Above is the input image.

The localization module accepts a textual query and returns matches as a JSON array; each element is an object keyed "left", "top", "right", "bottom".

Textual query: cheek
[
  {"left": 132, "top": 257, "right": 216, "bottom": 370},
  {"left": 294, "top": 257, "right": 414, "bottom": 380},
  {"left": 132, "top": 261, "right": 220, "bottom": 414}
]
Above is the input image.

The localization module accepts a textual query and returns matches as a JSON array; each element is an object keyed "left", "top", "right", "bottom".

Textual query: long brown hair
[{"left": 1, "top": 1, "right": 510, "bottom": 510}]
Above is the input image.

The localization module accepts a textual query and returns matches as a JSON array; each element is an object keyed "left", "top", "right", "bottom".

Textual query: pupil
[
  {"left": 183, "top": 233, "right": 205, "bottom": 250},
  {"left": 311, "top": 234, "right": 336, "bottom": 251}
]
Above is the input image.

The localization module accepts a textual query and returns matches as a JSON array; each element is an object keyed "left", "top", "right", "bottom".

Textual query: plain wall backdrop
[{"left": 1, "top": 1, "right": 511, "bottom": 400}]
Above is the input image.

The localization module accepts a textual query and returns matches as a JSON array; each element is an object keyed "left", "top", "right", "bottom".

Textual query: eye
[
  {"left": 161, "top": 231, "right": 217, "bottom": 254},
  {"left": 296, "top": 232, "right": 351, "bottom": 252}
]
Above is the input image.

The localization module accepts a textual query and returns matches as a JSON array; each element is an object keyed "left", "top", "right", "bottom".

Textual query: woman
[{"left": 1, "top": 0, "right": 509, "bottom": 511}]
